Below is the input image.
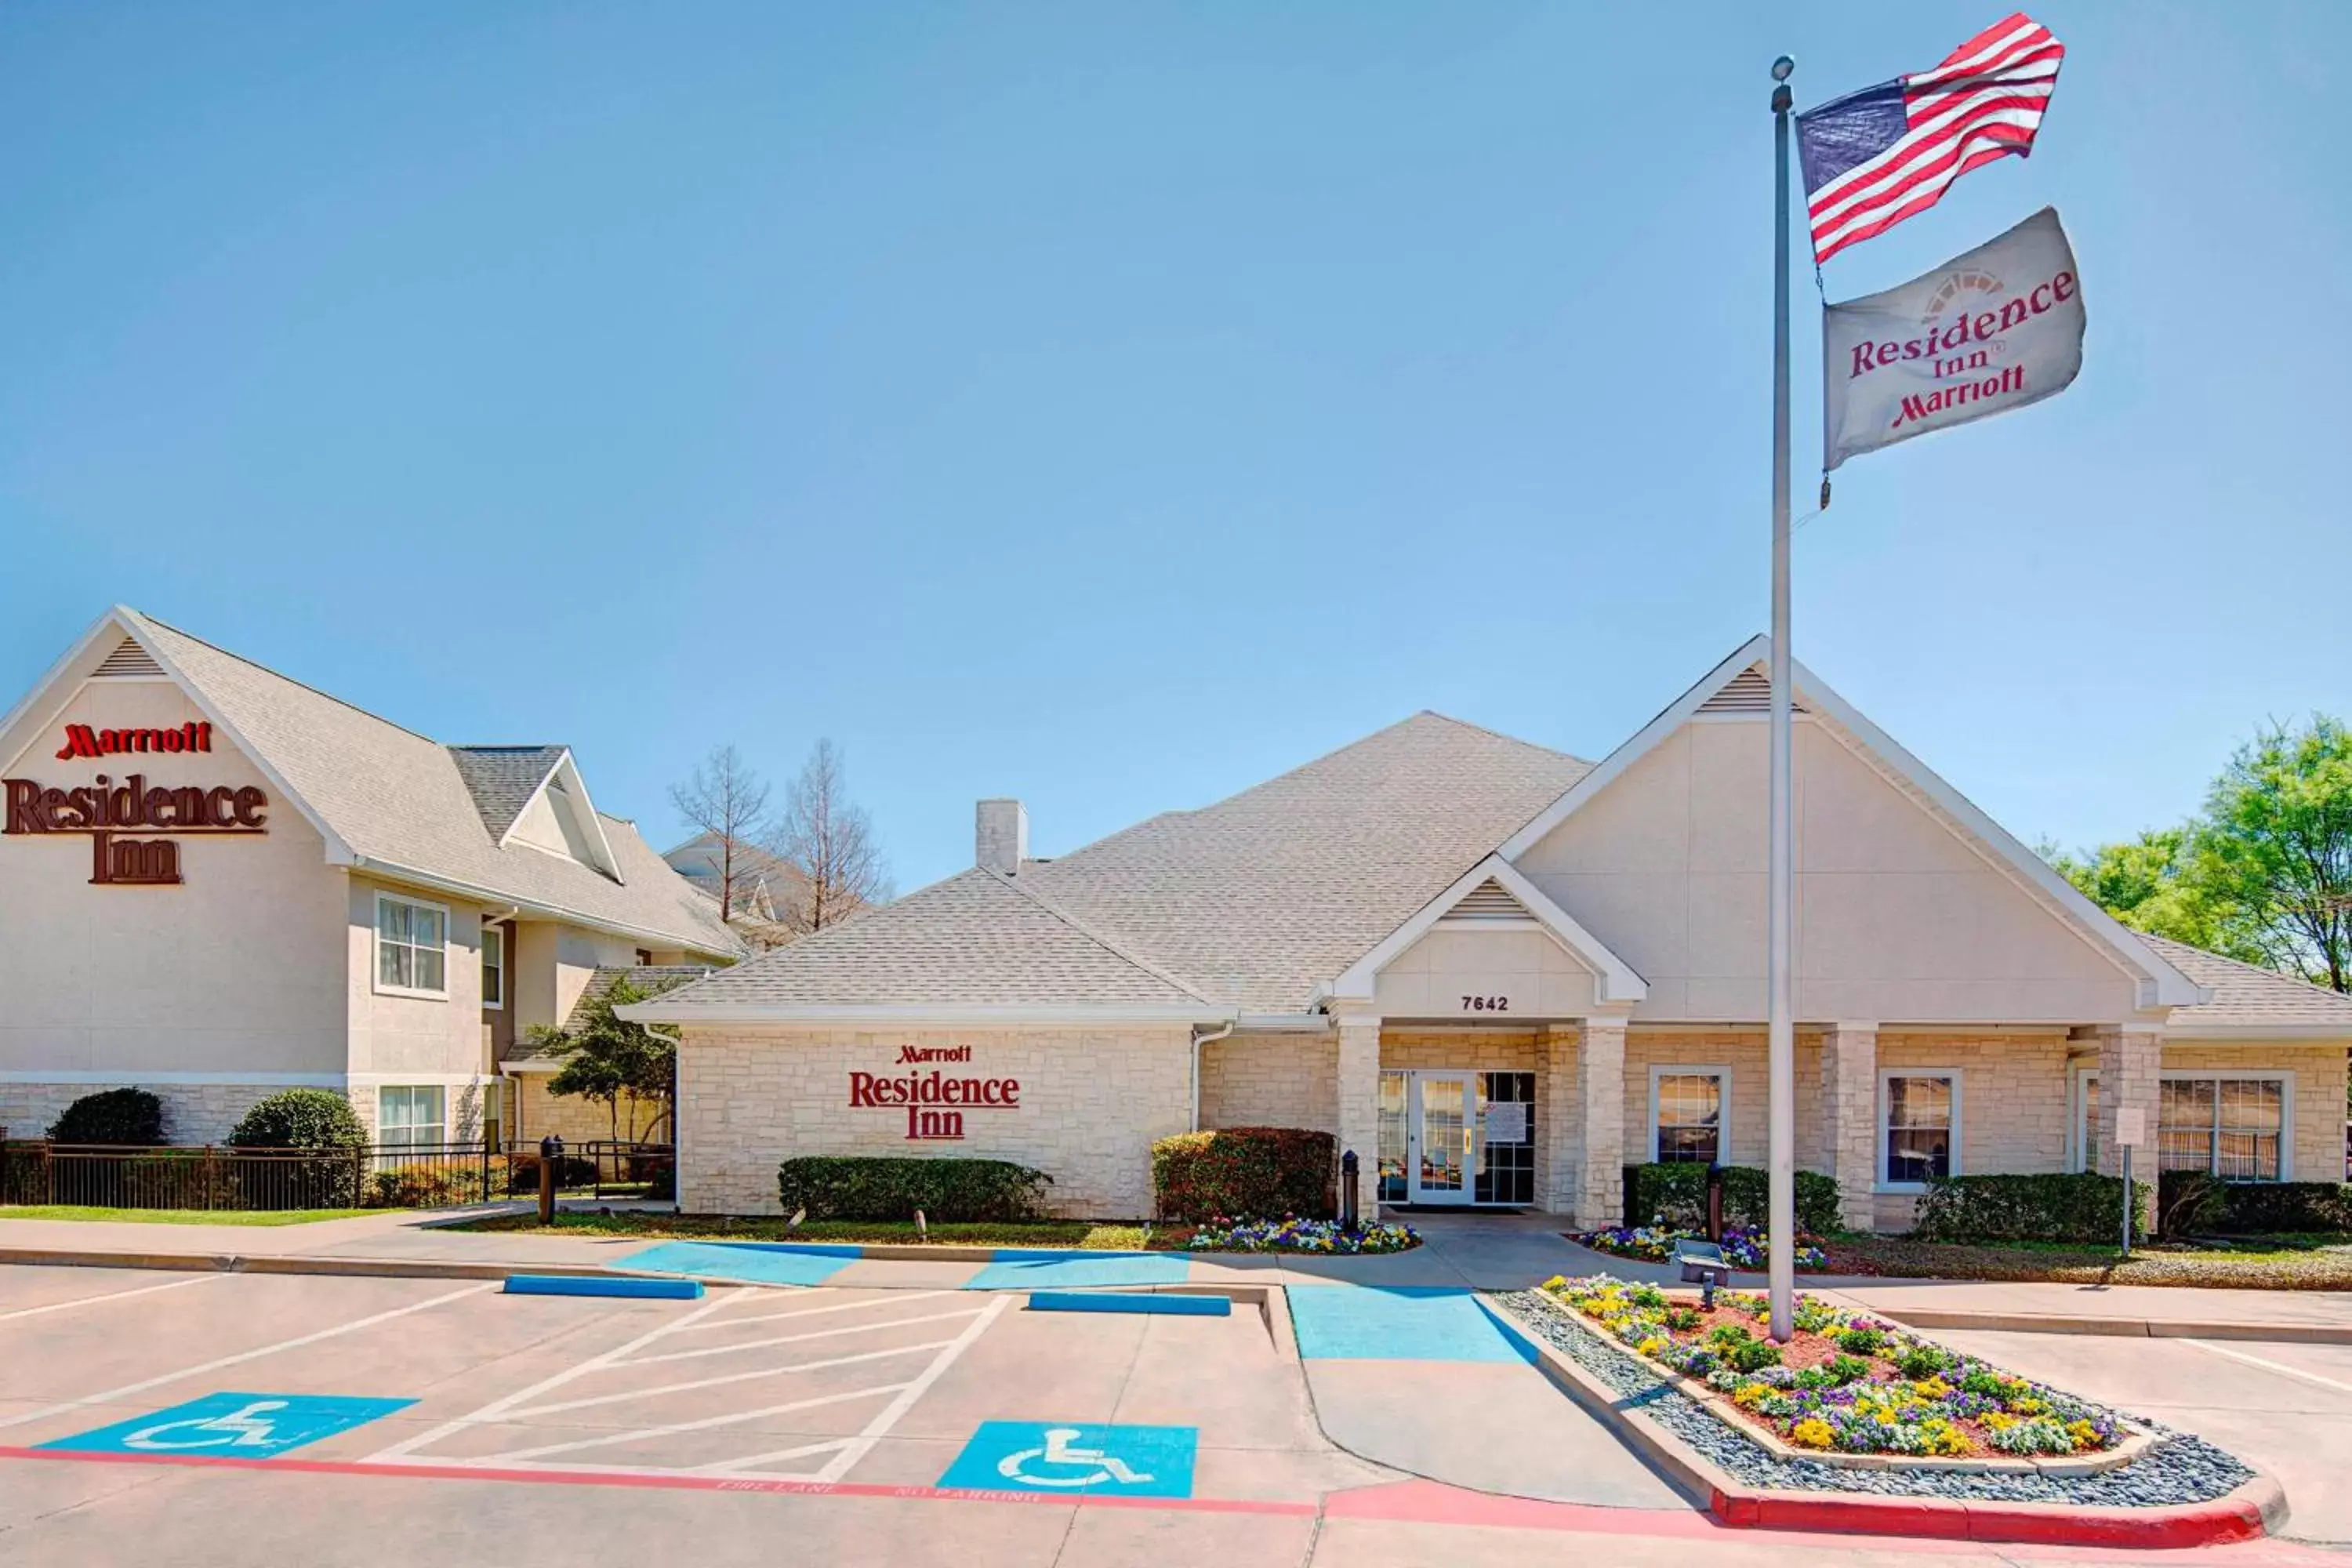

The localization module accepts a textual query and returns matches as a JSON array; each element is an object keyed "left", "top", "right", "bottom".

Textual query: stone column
[
  {"left": 1541, "top": 1024, "right": 1580, "bottom": 1214},
  {"left": 1333, "top": 1008, "right": 1382, "bottom": 1221},
  {"left": 1576, "top": 1018, "right": 1628, "bottom": 1228},
  {"left": 1820, "top": 1022, "right": 1878, "bottom": 1232},
  {"left": 2092, "top": 1025, "right": 2161, "bottom": 1235}
]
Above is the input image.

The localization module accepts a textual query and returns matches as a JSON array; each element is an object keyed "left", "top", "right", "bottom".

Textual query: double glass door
[{"left": 1377, "top": 1071, "right": 1477, "bottom": 1206}]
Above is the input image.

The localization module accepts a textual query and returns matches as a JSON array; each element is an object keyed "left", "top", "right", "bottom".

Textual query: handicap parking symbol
[
  {"left": 38, "top": 1392, "right": 417, "bottom": 1458},
  {"left": 938, "top": 1421, "right": 1197, "bottom": 1499}
]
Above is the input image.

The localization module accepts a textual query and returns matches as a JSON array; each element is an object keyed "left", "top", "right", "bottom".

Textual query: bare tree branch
[
  {"left": 670, "top": 744, "right": 771, "bottom": 925},
  {"left": 767, "top": 739, "right": 893, "bottom": 935}
]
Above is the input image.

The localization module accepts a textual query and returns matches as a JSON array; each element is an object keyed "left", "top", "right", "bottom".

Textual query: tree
[
  {"left": 2046, "top": 714, "right": 2352, "bottom": 994},
  {"left": 530, "top": 975, "right": 687, "bottom": 1141},
  {"left": 2190, "top": 717, "right": 2352, "bottom": 993},
  {"left": 767, "top": 738, "right": 892, "bottom": 935},
  {"left": 670, "top": 744, "right": 771, "bottom": 926}
]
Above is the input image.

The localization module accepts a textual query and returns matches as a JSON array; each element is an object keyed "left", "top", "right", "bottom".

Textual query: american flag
[{"left": 1797, "top": 13, "right": 2065, "bottom": 265}]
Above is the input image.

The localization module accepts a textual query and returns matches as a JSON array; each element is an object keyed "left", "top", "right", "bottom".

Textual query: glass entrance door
[{"left": 1410, "top": 1073, "right": 1475, "bottom": 1205}]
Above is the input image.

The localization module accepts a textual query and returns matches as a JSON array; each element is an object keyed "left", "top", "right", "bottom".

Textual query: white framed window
[
  {"left": 2070, "top": 1071, "right": 2292, "bottom": 1182},
  {"left": 1649, "top": 1065, "right": 1730, "bottom": 1164},
  {"left": 481, "top": 925, "right": 504, "bottom": 1011},
  {"left": 374, "top": 893, "right": 448, "bottom": 998},
  {"left": 379, "top": 1085, "right": 446, "bottom": 1152},
  {"left": 1878, "top": 1069, "right": 1962, "bottom": 1191}
]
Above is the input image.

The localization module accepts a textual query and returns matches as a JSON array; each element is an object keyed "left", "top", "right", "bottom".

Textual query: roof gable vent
[
  {"left": 92, "top": 637, "right": 165, "bottom": 679},
  {"left": 1441, "top": 878, "right": 1530, "bottom": 923},
  {"left": 1697, "top": 666, "right": 1805, "bottom": 716}
]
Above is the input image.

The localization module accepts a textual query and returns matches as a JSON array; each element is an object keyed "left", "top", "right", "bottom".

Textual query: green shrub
[
  {"left": 227, "top": 1088, "right": 367, "bottom": 1151},
  {"left": 1621, "top": 1163, "right": 1843, "bottom": 1235},
  {"left": 1909, "top": 1172, "right": 2149, "bottom": 1244},
  {"left": 1834, "top": 1326, "right": 1886, "bottom": 1356},
  {"left": 1824, "top": 1354, "right": 1871, "bottom": 1386},
  {"left": 2212, "top": 1181, "right": 2352, "bottom": 1236},
  {"left": 48, "top": 1087, "right": 165, "bottom": 1145},
  {"left": 1896, "top": 1344, "right": 1955, "bottom": 1380},
  {"left": 365, "top": 1164, "right": 482, "bottom": 1209},
  {"left": 776, "top": 1156, "right": 1052, "bottom": 1222},
  {"left": 1151, "top": 1127, "right": 1334, "bottom": 1221},
  {"left": 2156, "top": 1171, "right": 2230, "bottom": 1240},
  {"left": 227, "top": 1089, "right": 368, "bottom": 1209},
  {"left": 503, "top": 1152, "right": 600, "bottom": 1195},
  {"left": 1722, "top": 1337, "right": 1782, "bottom": 1374}
]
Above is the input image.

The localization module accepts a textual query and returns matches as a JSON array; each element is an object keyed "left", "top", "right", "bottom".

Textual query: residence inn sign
[
  {"left": 4, "top": 719, "right": 267, "bottom": 887},
  {"left": 848, "top": 1045, "right": 1022, "bottom": 1142}
]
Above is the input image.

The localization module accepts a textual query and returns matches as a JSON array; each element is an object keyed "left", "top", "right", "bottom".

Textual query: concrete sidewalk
[{"left": 2, "top": 1207, "right": 2348, "bottom": 1340}]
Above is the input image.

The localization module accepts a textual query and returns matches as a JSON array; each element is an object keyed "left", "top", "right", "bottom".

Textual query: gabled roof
[
  {"left": 626, "top": 868, "right": 1212, "bottom": 1022},
  {"left": 2143, "top": 937, "right": 2352, "bottom": 1039},
  {"left": 1497, "top": 637, "right": 2209, "bottom": 1012},
  {"left": 8, "top": 608, "right": 737, "bottom": 956},
  {"left": 1015, "top": 712, "right": 1594, "bottom": 1013},
  {"left": 1326, "top": 853, "right": 1648, "bottom": 1008},
  {"left": 450, "top": 746, "right": 568, "bottom": 841}
]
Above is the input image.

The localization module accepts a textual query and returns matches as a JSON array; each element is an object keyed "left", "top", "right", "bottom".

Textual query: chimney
[{"left": 975, "top": 798, "right": 1029, "bottom": 876}]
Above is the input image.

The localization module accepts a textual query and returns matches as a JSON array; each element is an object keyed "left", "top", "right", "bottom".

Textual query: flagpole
[{"left": 1767, "top": 54, "right": 1796, "bottom": 1343}]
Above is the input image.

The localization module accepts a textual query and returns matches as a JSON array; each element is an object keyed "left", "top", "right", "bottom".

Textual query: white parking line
[
  {"left": 0, "top": 1274, "right": 220, "bottom": 1323},
  {"left": 2183, "top": 1338, "right": 2352, "bottom": 1397},
  {"left": 665, "top": 1290, "right": 953, "bottom": 1333},
  {"left": 475, "top": 1382, "right": 909, "bottom": 1465},
  {"left": 0, "top": 1281, "right": 495, "bottom": 1432},
  {"left": 808, "top": 1292, "right": 1009, "bottom": 1483},
  {"left": 506, "top": 1340, "right": 964, "bottom": 1420},
  {"left": 620, "top": 1306, "right": 988, "bottom": 1367}
]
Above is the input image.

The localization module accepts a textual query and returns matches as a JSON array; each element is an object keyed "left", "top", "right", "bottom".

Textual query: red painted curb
[{"left": 1709, "top": 1479, "right": 2274, "bottom": 1548}]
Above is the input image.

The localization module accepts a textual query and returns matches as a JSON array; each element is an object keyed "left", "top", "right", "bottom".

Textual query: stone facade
[
  {"left": 1333, "top": 1014, "right": 1381, "bottom": 1219},
  {"left": 1819, "top": 1025, "right": 1877, "bottom": 1230},
  {"left": 0, "top": 1080, "right": 313, "bottom": 1145},
  {"left": 508, "top": 1074, "right": 666, "bottom": 1146},
  {"left": 1577, "top": 1022, "right": 1627, "bottom": 1227},
  {"left": 674, "top": 1025, "right": 1192, "bottom": 1218},
  {"left": 1197, "top": 1032, "right": 1338, "bottom": 1134},
  {"left": 2161, "top": 1042, "right": 2348, "bottom": 1184}
]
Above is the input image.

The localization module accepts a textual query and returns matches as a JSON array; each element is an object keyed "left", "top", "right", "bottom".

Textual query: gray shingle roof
[
  {"left": 130, "top": 611, "right": 735, "bottom": 956},
  {"left": 1018, "top": 712, "right": 1592, "bottom": 1011},
  {"left": 640, "top": 869, "right": 1207, "bottom": 1011},
  {"left": 641, "top": 713, "right": 1588, "bottom": 1019},
  {"left": 2139, "top": 935, "right": 2352, "bottom": 1034},
  {"left": 449, "top": 746, "right": 568, "bottom": 841}
]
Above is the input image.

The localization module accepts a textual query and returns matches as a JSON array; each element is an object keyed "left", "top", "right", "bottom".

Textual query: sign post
[{"left": 2114, "top": 1106, "right": 2146, "bottom": 1256}]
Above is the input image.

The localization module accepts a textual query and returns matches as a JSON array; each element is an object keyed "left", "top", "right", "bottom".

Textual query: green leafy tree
[
  {"left": 2046, "top": 715, "right": 2352, "bottom": 995},
  {"left": 526, "top": 975, "right": 688, "bottom": 1141},
  {"left": 2190, "top": 717, "right": 2352, "bottom": 994}
]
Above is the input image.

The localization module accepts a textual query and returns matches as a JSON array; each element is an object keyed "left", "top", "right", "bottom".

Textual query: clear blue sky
[{"left": 4, "top": 3, "right": 2343, "bottom": 893}]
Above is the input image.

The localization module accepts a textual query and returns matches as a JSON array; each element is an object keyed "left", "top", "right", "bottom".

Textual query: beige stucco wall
[
  {"left": 676, "top": 1026, "right": 1192, "bottom": 1218},
  {"left": 0, "top": 678, "right": 350, "bottom": 1116},
  {"left": 510, "top": 920, "right": 641, "bottom": 1036},
  {"left": 1513, "top": 719, "right": 2143, "bottom": 1025},
  {"left": 1373, "top": 927, "right": 1602, "bottom": 1019}
]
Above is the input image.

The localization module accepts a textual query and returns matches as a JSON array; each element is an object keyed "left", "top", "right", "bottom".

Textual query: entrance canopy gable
[{"left": 1325, "top": 853, "right": 1646, "bottom": 1014}]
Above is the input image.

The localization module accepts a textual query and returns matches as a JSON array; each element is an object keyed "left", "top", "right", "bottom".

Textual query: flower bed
[
  {"left": 1573, "top": 1224, "right": 1828, "bottom": 1272},
  {"left": 1545, "top": 1274, "right": 2124, "bottom": 1461},
  {"left": 1184, "top": 1216, "right": 1418, "bottom": 1254}
]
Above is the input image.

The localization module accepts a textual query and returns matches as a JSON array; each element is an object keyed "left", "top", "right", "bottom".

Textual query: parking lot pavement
[{"left": 1929, "top": 1327, "right": 2352, "bottom": 1545}]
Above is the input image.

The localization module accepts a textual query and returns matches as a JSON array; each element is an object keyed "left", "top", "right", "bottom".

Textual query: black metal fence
[{"left": 0, "top": 1137, "right": 674, "bottom": 1213}]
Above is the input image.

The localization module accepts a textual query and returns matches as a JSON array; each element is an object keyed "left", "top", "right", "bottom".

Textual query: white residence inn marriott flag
[{"left": 1823, "top": 205, "right": 2085, "bottom": 471}]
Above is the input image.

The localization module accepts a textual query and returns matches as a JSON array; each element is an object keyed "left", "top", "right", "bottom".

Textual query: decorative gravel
[{"left": 1494, "top": 1289, "right": 2256, "bottom": 1506}]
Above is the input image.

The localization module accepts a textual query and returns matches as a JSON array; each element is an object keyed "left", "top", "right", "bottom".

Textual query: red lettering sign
[
  {"left": 848, "top": 1058, "right": 1022, "bottom": 1141},
  {"left": 4, "top": 760, "right": 267, "bottom": 888}
]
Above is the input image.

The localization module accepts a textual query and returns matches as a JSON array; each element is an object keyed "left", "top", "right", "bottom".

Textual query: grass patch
[
  {"left": 0, "top": 1206, "right": 376, "bottom": 1226},
  {"left": 450, "top": 1211, "right": 1164, "bottom": 1250},
  {"left": 1825, "top": 1233, "right": 2352, "bottom": 1290}
]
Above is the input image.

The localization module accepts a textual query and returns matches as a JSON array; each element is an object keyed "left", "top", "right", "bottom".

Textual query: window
[
  {"left": 1650, "top": 1067, "right": 1728, "bottom": 1164},
  {"left": 480, "top": 925, "right": 504, "bottom": 1010},
  {"left": 2163, "top": 1075, "right": 2286, "bottom": 1181},
  {"left": 379, "top": 1085, "right": 446, "bottom": 1152},
  {"left": 375, "top": 895, "right": 448, "bottom": 996},
  {"left": 2072, "top": 1072, "right": 2290, "bottom": 1182},
  {"left": 1879, "top": 1071, "right": 1960, "bottom": 1189}
]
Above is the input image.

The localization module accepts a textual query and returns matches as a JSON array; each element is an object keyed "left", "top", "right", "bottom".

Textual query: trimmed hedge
[
  {"left": 1910, "top": 1172, "right": 2150, "bottom": 1244},
  {"left": 1622, "top": 1163, "right": 1843, "bottom": 1236},
  {"left": 776, "top": 1156, "right": 1052, "bottom": 1222},
  {"left": 227, "top": 1088, "right": 368, "bottom": 1151},
  {"left": 1152, "top": 1127, "right": 1335, "bottom": 1221},
  {"left": 48, "top": 1087, "right": 165, "bottom": 1145},
  {"left": 2159, "top": 1171, "right": 2352, "bottom": 1237}
]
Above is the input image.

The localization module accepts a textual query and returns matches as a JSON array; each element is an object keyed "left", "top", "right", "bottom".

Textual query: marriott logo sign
[{"left": 5, "top": 723, "right": 267, "bottom": 887}]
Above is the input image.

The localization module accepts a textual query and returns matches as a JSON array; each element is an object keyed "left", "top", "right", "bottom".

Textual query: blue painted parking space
[
  {"left": 963, "top": 1253, "right": 1190, "bottom": 1291},
  {"left": 620, "top": 1240, "right": 858, "bottom": 1287},
  {"left": 38, "top": 1392, "right": 416, "bottom": 1457},
  {"left": 1285, "top": 1285, "right": 1537, "bottom": 1363},
  {"left": 937, "top": 1421, "right": 1198, "bottom": 1497}
]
